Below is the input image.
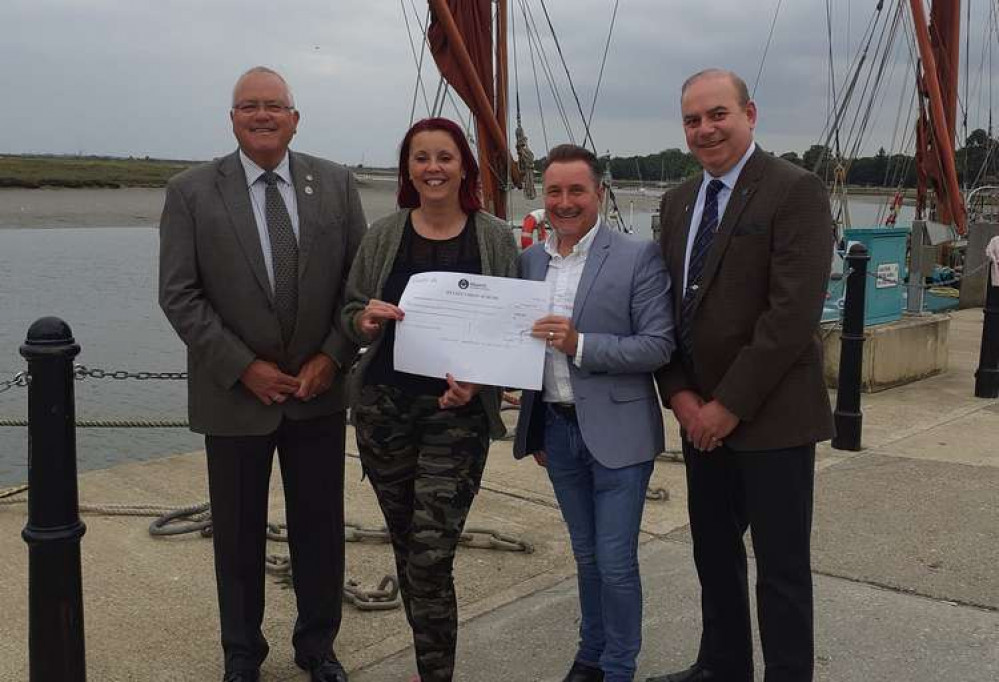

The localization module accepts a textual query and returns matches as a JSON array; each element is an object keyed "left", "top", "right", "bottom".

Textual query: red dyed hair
[{"left": 397, "top": 117, "right": 482, "bottom": 212}]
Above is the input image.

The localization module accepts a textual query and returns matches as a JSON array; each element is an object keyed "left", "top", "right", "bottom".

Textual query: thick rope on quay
[
  {"left": 0, "top": 484, "right": 534, "bottom": 611},
  {"left": 0, "top": 485, "right": 28, "bottom": 504},
  {"left": 147, "top": 503, "right": 212, "bottom": 536}
]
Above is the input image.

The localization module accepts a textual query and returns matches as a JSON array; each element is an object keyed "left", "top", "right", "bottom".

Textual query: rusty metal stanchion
[
  {"left": 975, "top": 266, "right": 999, "bottom": 398},
  {"left": 832, "top": 244, "right": 869, "bottom": 451},
  {"left": 19, "top": 317, "right": 87, "bottom": 681}
]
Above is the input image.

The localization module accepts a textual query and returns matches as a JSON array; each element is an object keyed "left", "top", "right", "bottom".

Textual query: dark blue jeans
[{"left": 544, "top": 405, "right": 654, "bottom": 682}]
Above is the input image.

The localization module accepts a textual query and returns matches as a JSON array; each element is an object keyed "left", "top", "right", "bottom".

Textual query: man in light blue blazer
[{"left": 514, "top": 144, "right": 675, "bottom": 682}]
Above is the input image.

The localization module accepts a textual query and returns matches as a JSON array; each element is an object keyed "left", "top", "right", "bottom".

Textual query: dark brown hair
[{"left": 542, "top": 144, "right": 602, "bottom": 187}]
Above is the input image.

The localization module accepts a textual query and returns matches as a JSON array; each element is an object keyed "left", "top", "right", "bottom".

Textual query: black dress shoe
[
  {"left": 563, "top": 660, "right": 604, "bottom": 682},
  {"left": 222, "top": 669, "right": 260, "bottom": 682},
  {"left": 645, "top": 663, "right": 716, "bottom": 682},
  {"left": 295, "top": 652, "right": 348, "bottom": 682}
]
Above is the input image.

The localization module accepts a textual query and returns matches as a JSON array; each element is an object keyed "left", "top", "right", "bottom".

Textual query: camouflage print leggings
[{"left": 354, "top": 384, "right": 490, "bottom": 682}]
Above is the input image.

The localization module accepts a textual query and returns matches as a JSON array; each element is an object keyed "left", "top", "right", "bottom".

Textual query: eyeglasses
[{"left": 232, "top": 101, "right": 295, "bottom": 115}]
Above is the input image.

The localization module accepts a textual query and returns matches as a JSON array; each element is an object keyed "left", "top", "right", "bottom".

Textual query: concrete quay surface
[{"left": 1, "top": 308, "right": 997, "bottom": 681}]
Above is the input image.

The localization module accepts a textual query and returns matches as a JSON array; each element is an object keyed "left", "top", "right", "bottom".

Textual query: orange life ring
[{"left": 521, "top": 209, "right": 547, "bottom": 249}]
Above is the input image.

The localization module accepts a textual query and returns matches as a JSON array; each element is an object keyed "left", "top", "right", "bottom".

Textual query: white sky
[{"left": 2, "top": 0, "right": 996, "bottom": 165}]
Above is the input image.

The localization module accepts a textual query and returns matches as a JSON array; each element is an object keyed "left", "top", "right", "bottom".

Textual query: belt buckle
[{"left": 550, "top": 402, "right": 576, "bottom": 419}]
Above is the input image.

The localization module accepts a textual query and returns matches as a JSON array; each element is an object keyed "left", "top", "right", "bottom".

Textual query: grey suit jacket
[
  {"left": 513, "top": 224, "right": 676, "bottom": 468},
  {"left": 159, "top": 150, "right": 367, "bottom": 436}
]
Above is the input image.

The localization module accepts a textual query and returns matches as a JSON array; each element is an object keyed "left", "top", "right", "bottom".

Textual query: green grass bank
[{"left": 0, "top": 155, "right": 198, "bottom": 188}]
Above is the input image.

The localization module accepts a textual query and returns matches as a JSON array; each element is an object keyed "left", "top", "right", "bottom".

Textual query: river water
[{"left": 0, "top": 185, "right": 912, "bottom": 486}]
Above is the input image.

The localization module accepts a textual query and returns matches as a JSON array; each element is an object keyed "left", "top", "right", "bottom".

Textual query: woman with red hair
[{"left": 341, "top": 118, "right": 518, "bottom": 682}]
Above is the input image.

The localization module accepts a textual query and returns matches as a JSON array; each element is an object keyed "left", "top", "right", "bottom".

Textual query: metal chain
[
  {"left": 0, "top": 371, "right": 29, "bottom": 395},
  {"left": 342, "top": 576, "right": 402, "bottom": 611},
  {"left": 1, "top": 364, "right": 187, "bottom": 396},
  {"left": 852, "top": 260, "right": 989, "bottom": 290},
  {"left": 73, "top": 364, "right": 187, "bottom": 382},
  {"left": 0, "top": 364, "right": 189, "bottom": 427},
  {"left": 646, "top": 487, "right": 670, "bottom": 502}
]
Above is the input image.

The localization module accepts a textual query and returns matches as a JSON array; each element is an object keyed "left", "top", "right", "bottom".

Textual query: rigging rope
[
  {"left": 537, "top": 0, "right": 598, "bottom": 152},
  {"left": 522, "top": 5, "right": 550, "bottom": 152},
  {"left": 401, "top": 0, "right": 432, "bottom": 124},
  {"left": 964, "top": 0, "right": 973, "bottom": 190},
  {"left": 752, "top": 0, "right": 785, "bottom": 99},
  {"left": 517, "top": 0, "right": 574, "bottom": 143},
  {"left": 827, "top": 0, "right": 843, "bottom": 158},
  {"left": 511, "top": 0, "right": 522, "bottom": 128},
  {"left": 879, "top": 8, "right": 922, "bottom": 206},
  {"left": 842, "top": 1, "right": 904, "bottom": 164},
  {"left": 585, "top": 0, "right": 621, "bottom": 134},
  {"left": 813, "top": 0, "right": 888, "bottom": 176}
]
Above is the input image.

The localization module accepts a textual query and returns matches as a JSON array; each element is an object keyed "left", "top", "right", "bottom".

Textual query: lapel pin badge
[
  {"left": 305, "top": 174, "right": 314, "bottom": 182},
  {"left": 304, "top": 186, "right": 314, "bottom": 195}
]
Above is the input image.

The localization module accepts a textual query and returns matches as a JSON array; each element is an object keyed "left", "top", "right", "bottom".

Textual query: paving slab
[
  {"left": 352, "top": 539, "right": 999, "bottom": 682},
  {"left": 810, "top": 453, "right": 999, "bottom": 611},
  {"left": 871, "top": 406, "right": 999, "bottom": 467},
  {"left": 663, "top": 451, "right": 999, "bottom": 611},
  {"left": 2, "top": 307, "right": 997, "bottom": 681},
  {"left": 0, "top": 441, "right": 582, "bottom": 682}
]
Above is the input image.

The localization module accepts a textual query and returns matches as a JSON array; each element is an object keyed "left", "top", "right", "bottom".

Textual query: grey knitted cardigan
[{"left": 341, "top": 209, "right": 520, "bottom": 439}]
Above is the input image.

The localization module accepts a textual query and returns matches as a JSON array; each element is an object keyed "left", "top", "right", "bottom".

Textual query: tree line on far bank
[
  {"left": 595, "top": 128, "right": 998, "bottom": 189},
  {"left": 4, "top": 128, "right": 997, "bottom": 191}
]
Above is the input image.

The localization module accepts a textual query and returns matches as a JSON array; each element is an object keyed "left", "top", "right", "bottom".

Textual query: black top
[{"left": 365, "top": 213, "right": 482, "bottom": 394}]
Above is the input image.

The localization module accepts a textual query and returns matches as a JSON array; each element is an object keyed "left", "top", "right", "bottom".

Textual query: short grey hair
[
  {"left": 231, "top": 66, "right": 296, "bottom": 108},
  {"left": 681, "top": 69, "right": 750, "bottom": 108}
]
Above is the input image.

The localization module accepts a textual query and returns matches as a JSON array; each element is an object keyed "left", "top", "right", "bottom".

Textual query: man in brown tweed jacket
[{"left": 648, "top": 69, "right": 834, "bottom": 682}]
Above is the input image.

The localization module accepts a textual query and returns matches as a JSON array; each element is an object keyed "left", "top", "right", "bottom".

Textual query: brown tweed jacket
[{"left": 654, "top": 147, "right": 835, "bottom": 450}]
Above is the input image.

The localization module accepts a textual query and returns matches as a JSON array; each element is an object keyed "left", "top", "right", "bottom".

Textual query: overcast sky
[{"left": 3, "top": 0, "right": 996, "bottom": 166}]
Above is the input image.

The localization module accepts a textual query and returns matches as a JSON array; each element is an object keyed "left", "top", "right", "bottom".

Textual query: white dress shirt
[
  {"left": 239, "top": 150, "right": 301, "bottom": 293},
  {"left": 541, "top": 220, "right": 598, "bottom": 404},
  {"left": 682, "top": 142, "right": 756, "bottom": 293}
]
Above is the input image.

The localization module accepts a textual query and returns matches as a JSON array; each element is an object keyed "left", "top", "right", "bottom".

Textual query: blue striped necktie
[{"left": 680, "top": 178, "right": 725, "bottom": 354}]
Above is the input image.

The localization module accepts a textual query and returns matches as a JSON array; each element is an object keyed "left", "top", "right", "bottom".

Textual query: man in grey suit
[
  {"left": 159, "top": 66, "right": 366, "bottom": 682},
  {"left": 514, "top": 144, "right": 675, "bottom": 682}
]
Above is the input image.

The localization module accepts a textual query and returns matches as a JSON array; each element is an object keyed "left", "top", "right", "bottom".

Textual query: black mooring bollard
[
  {"left": 832, "top": 243, "right": 869, "bottom": 452},
  {"left": 19, "top": 317, "right": 87, "bottom": 682},
  {"left": 975, "top": 267, "right": 999, "bottom": 398}
]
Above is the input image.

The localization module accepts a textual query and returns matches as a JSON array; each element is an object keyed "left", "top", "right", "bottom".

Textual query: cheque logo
[{"left": 458, "top": 279, "right": 470, "bottom": 289}]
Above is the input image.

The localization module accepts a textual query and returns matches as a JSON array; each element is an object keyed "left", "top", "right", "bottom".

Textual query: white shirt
[
  {"left": 239, "top": 150, "right": 301, "bottom": 293},
  {"left": 541, "top": 220, "right": 598, "bottom": 404},
  {"left": 682, "top": 142, "right": 756, "bottom": 293}
]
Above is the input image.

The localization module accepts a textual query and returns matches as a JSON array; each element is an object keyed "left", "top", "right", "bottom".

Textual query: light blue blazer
[{"left": 513, "top": 223, "right": 676, "bottom": 468}]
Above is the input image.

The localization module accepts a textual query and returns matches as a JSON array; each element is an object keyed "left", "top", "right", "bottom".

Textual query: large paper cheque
[{"left": 394, "top": 272, "right": 549, "bottom": 390}]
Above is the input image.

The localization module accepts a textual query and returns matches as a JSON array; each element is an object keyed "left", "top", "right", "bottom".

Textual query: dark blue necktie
[{"left": 680, "top": 178, "right": 725, "bottom": 354}]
